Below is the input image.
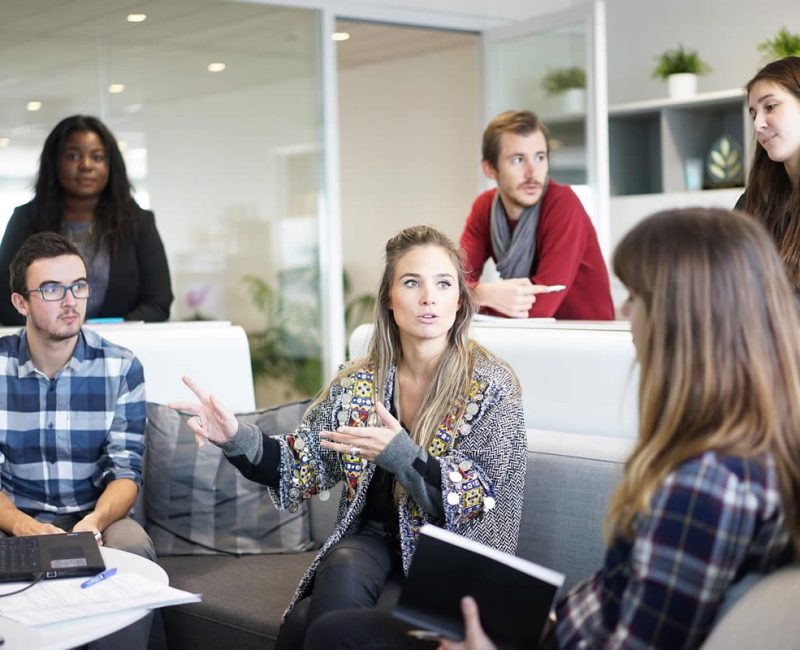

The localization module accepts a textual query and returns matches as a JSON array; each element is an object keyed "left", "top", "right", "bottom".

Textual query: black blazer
[{"left": 0, "top": 201, "right": 173, "bottom": 325}]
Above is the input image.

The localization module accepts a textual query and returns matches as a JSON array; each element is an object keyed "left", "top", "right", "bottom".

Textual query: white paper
[{"left": 0, "top": 573, "right": 201, "bottom": 627}]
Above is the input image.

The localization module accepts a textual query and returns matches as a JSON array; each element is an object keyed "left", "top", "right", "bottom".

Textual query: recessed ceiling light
[
  {"left": 118, "top": 140, "right": 128, "bottom": 151},
  {"left": 0, "top": 138, "right": 9, "bottom": 148},
  {"left": 27, "top": 101, "right": 42, "bottom": 112},
  {"left": 108, "top": 83, "right": 126, "bottom": 94},
  {"left": 127, "top": 14, "right": 147, "bottom": 23},
  {"left": 207, "top": 62, "right": 226, "bottom": 72},
  {"left": 331, "top": 32, "right": 351, "bottom": 42}
]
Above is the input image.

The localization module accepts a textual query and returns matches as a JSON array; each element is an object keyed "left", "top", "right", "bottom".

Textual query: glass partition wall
[{"left": 0, "top": 1, "right": 327, "bottom": 404}]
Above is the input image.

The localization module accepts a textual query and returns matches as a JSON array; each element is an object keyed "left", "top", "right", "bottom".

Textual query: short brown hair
[
  {"left": 10, "top": 232, "right": 84, "bottom": 296},
  {"left": 482, "top": 110, "right": 550, "bottom": 169}
]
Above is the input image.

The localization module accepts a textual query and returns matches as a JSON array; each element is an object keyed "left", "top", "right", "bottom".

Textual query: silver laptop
[{"left": 0, "top": 531, "right": 105, "bottom": 582}]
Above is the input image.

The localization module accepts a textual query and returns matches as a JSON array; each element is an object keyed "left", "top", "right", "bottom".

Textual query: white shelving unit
[{"left": 608, "top": 88, "right": 750, "bottom": 196}]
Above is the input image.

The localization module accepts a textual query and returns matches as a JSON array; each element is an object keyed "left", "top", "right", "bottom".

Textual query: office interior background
[{"left": 0, "top": 0, "right": 796, "bottom": 403}]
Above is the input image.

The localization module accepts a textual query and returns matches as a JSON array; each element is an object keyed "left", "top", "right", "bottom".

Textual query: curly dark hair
[{"left": 32, "top": 114, "right": 137, "bottom": 251}]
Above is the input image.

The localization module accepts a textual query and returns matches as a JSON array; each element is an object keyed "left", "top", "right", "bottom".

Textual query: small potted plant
[
  {"left": 757, "top": 27, "right": 800, "bottom": 62},
  {"left": 652, "top": 45, "right": 711, "bottom": 99},
  {"left": 542, "top": 66, "right": 586, "bottom": 113}
]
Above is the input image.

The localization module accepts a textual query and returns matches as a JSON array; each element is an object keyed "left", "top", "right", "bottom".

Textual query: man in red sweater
[{"left": 460, "top": 110, "right": 614, "bottom": 319}]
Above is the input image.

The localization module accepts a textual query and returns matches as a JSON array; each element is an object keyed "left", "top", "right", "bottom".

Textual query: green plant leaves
[
  {"left": 542, "top": 67, "right": 586, "bottom": 95},
  {"left": 652, "top": 45, "right": 711, "bottom": 79},
  {"left": 757, "top": 27, "right": 800, "bottom": 62}
]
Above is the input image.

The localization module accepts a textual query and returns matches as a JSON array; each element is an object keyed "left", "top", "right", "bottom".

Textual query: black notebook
[
  {"left": 394, "top": 525, "right": 564, "bottom": 649},
  {"left": 0, "top": 531, "right": 105, "bottom": 582}
]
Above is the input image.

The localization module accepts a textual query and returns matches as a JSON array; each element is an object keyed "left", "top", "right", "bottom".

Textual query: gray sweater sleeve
[
  {"left": 375, "top": 429, "right": 444, "bottom": 519},
  {"left": 218, "top": 422, "right": 263, "bottom": 464}
]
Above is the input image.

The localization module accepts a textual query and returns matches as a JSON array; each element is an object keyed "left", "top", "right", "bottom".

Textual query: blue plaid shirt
[
  {"left": 556, "top": 451, "right": 792, "bottom": 649},
  {"left": 0, "top": 328, "right": 146, "bottom": 522}
]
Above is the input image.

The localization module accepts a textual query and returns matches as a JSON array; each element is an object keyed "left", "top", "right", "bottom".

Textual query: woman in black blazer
[{"left": 0, "top": 115, "right": 173, "bottom": 325}]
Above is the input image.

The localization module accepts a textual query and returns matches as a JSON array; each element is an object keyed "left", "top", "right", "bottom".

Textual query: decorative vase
[
  {"left": 559, "top": 88, "right": 586, "bottom": 114},
  {"left": 667, "top": 73, "right": 697, "bottom": 99}
]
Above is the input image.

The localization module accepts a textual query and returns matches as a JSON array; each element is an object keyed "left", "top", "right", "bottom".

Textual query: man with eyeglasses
[{"left": 0, "top": 233, "right": 155, "bottom": 592}]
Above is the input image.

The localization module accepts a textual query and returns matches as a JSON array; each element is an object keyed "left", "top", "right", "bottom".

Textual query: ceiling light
[
  {"left": 127, "top": 14, "right": 147, "bottom": 23},
  {"left": 331, "top": 32, "right": 351, "bottom": 42},
  {"left": 108, "top": 83, "right": 126, "bottom": 94},
  {"left": 207, "top": 62, "right": 226, "bottom": 72},
  {"left": 27, "top": 101, "right": 42, "bottom": 112},
  {"left": 118, "top": 141, "right": 128, "bottom": 151},
  {"left": 0, "top": 138, "right": 9, "bottom": 148}
]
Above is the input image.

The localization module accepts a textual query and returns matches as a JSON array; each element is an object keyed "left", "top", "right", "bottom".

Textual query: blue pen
[{"left": 81, "top": 567, "right": 117, "bottom": 589}]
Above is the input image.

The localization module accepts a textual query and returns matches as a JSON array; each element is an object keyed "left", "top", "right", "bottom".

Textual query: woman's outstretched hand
[
  {"left": 439, "top": 597, "right": 497, "bottom": 650},
  {"left": 169, "top": 375, "right": 239, "bottom": 446},
  {"left": 320, "top": 401, "right": 402, "bottom": 462}
]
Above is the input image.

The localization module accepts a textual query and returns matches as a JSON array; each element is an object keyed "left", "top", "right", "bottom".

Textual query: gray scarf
[{"left": 490, "top": 179, "right": 549, "bottom": 279}]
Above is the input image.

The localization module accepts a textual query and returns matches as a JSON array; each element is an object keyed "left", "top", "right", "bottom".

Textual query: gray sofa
[{"left": 151, "top": 428, "right": 631, "bottom": 649}]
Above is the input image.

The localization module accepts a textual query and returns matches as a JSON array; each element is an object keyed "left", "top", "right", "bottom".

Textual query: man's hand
[
  {"left": 475, "top": 279, "right": 556, "bottom": 318},
  {"left": 439, "top": 597, "right": 497, "bottom": 650},
  {"left": 73, "top": 513, "right": 103, "bottom": 546},
  {"left": 11, "top": 518, "right": 65, "bottom": 537}
]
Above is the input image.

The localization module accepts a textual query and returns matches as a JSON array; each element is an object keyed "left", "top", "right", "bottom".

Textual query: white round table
[{"left": 0, "top": 547, "right": 167, "bottom": 650}]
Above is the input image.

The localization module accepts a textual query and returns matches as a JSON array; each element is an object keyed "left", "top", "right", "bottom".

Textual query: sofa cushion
[
  {"left": 145, "top": 400, "right": 314, "bottom": 556},
  {"left": 519, "top": 430, "right": 632, "bottom": 592},
  {"left": 159, "top": 552, "right": 316, "bottom": 650}
]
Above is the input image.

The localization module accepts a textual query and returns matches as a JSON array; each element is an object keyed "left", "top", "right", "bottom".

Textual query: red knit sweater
[{"left": 460, "top": 182, "right": 614, "bottom": 320}]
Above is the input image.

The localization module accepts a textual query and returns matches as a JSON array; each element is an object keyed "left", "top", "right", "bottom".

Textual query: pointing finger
[{"left": 182, "top": 375, "right": 209, "bottom": 403}]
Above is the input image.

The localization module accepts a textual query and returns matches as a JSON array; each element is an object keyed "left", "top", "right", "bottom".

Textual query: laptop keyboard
[{"left": 0, "top": 537, "right": 40, "bottom": 573}]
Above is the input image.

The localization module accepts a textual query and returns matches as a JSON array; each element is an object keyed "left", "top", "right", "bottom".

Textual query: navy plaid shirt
[
  {"left": 556, "top": 451, "right": 792, "bottom": 649},
  {"left": 0, "top": 328, "right": 146, "bottom": 522}
]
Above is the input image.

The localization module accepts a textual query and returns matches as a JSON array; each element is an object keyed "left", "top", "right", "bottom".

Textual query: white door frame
[{"left": 481, "top": 1, "right": 610, "bottom": 257}]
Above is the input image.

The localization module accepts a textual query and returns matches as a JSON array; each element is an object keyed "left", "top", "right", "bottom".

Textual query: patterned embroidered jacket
[{"left": 268, "top": 349, "right": 527, "bottom": 618}]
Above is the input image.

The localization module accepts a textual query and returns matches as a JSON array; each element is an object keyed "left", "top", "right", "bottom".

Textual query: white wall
[
  {"left": 602, "top": 0, "right": 798, "bottom": 105},
  {"left": 338, "top": 43, "right": 481, "bottom": 299},
  {"left": 145, "top": 75, "right": 321, "bottom": 329}
]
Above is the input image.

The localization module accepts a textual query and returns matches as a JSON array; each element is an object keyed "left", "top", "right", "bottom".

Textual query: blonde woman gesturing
[{"left": 173, "top": 225, "right": 526, "bottom": 650}]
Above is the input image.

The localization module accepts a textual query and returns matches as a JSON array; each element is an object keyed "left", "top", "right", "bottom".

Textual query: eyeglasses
[{"left": 26, "top": 281, "right": 91, "bottom": 301}]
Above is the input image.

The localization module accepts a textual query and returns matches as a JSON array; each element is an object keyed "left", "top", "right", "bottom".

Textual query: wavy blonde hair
[
  {"left": 324, "top": 225, "right": 506, "bottom": 449},
  {"left": 608, "top": 208, "right": 800, "bottom": 553}
]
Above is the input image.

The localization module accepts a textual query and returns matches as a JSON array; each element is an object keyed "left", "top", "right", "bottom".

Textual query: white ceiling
[{"left": 0, "top": 0, "right": 477, "bottom": 155}]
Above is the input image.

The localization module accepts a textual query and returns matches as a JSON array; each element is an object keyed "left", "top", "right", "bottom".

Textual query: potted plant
[
  {"left": 542, "top": 66, "right": 586, "bottom": 113},
  {"left": 758, "top": 27, "right": 800, "bottom": 62},
  {"left": 652, "top": 45, "right": 711, "bottom": 99}
]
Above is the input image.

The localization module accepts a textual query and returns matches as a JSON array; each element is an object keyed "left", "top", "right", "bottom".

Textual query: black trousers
[{"left": 276, "top": 530, "right": 407, "bottom": 650}]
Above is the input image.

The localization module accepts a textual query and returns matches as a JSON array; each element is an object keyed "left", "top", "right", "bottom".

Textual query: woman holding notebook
[
  {"left": 173, "top": 225, "right": 527, "bottom": 649},
  {"left": 445, "top": 207, "right": 800, "bottom": 649}
]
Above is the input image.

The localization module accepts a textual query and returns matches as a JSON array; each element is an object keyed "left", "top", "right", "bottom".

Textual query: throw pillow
[{"left": 144, "top": 399, "right": 315, "bottom": 556}]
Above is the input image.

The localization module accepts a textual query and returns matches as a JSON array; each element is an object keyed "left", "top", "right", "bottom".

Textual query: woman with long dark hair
[
  {"left": 173, "top": 225, "right": 527, "bottom": 650},
  {"left": 0, "top": 114, "right": 173, "bottom": 323},
  {"left": 737, "top": 56, "right": 800, "bottom": 290}
]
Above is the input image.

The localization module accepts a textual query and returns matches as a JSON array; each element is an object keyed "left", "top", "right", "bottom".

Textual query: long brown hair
[
  {"left": 743, "top": 56, "right": 800, "bottom": 287},
  {"left": 317, "top": 226, "right": 506, "bottom": 450},
  {"left": 608, "top": 208, "right": 800, "bottom": 553}
]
